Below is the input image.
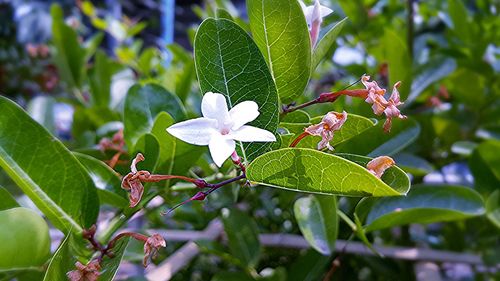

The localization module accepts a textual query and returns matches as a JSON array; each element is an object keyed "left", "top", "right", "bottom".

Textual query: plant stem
[
  {"left": 289, "top": 132, "right": 310, "bottom": 147},
  {"left": 337, "top": 209, "right": 357, "bottom": 231}
]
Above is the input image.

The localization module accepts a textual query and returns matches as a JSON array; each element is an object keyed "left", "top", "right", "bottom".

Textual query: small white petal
[
  {"left": 166, "top": 118, "right": 217, "bottom": 145},
  {"left": 229, "top": 101, "right": 260, "bottom": 130},
  {"left": 201, "top": 92, "right": 230, "bottom": 124},
  {"left": 304, "top": 6, "right": 315, "bottom": 25},
  {"left": 229, "top": 125, "right": 276, "bottom": 142},
  {"left": 319, "top": 6, "right": 333, "bottom": 18},
  {"left": 208, "top": 134, "right": 235, "bottom": 167}
]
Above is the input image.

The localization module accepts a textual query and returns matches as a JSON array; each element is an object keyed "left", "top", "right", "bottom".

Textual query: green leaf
[
  {"left": 312, "top": 18, "right": 347, "bottom": 71},
  {"left": 84, "top": 32, "right": 104, "bottom": 62},
  {"left": 74, "top": 153, "right": 128, "bottom": 208},
  {"left": 151, "top": 113, "right": 205, "bottom": 176},
  {"left": 335, "top": 118, "right": 420, "bottom": 157},
  {"left": 0, "top": 97, "right": 99, "bottom": 232},
  {"left": 280, "top": 110, "right": 310, "bottom": 123},
  {"left": 124, "top": 83, "right": 186, "bottom": 149},
  {"left": 216, "top": 8, "right": 234, "bottom": 21},
  {"left": 133, "top": 134, "right": 160, "bottom": 173},
  {"left": 247, "top": 0, "right": 311, "bottom": 103},
  {"left": 27, "top": 96, "right": 56, "bottom": 135},
  {"left": 44, "top": 234, "right": 129, "bottom": 281},
  {"left": 294, "top": 195, "right": 338, "bottom": 255},
  {"left": 221, "top": 208, "right": 261, "bottom": 268},
  {"left": 194, "top": 18, "right": 279, "bottom": 162},
  {"left": 212, "top": 272, "right": 254, "bottom": 281},
  {"left": 392, "top": 152, "right": 434, "bottom": 176},
  {"left": 469, "top": 140, "right": 500, "bottom": 193},
  {"left": 0, "top": 186, "right": 19, "bottom": 211},
  {"left": 99, "top": 238, "right": 130, "bottom": 281},
  {"left": 89, "top": 50, "right": 120, "bottom": 107},
  {"left": 287, "top": 250, "right": 329, "bottom": 281},
  {"left": 486, "top": 190, "right": 500, "bottom": 229},
  {"left": 383, "top": 29, "right": 412, "bottom": 100},
  {"left": 247, "top": 148, "right": 410, "bottom": 197},
  {"left": 356, "top": 185, "right": 485, "bottom": 232},
  {"left": 51, "top": 4, "right": 86, "bottom": 90},
  {"left": 448, "top": 0, "right": 473, "bottom": 44},
  {"left": 0, "top": 208, "right": 50, "bottom": 270},
  {"left": 43, "top": 235, "right": 75, "bottom": 281},
  {"left": 407, "top": 57, "right": 456, "bottom": 105},
  {"left": 280, "top": 113, "right": 375, "bottom": 148}
]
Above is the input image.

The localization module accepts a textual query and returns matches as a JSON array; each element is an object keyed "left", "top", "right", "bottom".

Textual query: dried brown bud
[
  {"left": 66, "top": 260, "right": 101, "bottom": 281},
  {"left": 143, "top": 234, "right": 166, "bottom": 267},
  {"left": 367, "top": 156, "right": 395, "bottom": 178}
]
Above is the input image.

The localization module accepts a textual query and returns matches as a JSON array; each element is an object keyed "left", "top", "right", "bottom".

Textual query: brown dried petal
[
  {"left": 143, "top": 234, "right": 166, "bottom": 267},
  {"left": 367, "top": 156, "right": 395, "bottom": 178},
  {"left": 66, "top": 260, "right": 101, "bottom": 281}
]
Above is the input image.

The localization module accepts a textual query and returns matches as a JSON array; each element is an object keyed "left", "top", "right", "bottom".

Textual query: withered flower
[
  {"left": 121, "top": 153, "right": 146, "bottom": 207},
  {"left": 143, "top": 234, "right": 166, "bottom": 267},
  {"left": 66, "top": 260, "right": 101, "bottom": 281},
  {"left": 366, "top": 156, "right": 395, "bottom": 178},
  {"left": 305, "top": 111, "right": 347, "bottom": 150}
]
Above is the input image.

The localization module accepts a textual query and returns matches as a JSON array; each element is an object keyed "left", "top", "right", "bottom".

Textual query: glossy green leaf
[
  {"left": 280, "top": 113, "right": 375, "bottom": 147},
  {"left": 51, "top": 4, "right": 86, "bottom": 90},
  {"left": 383, "top": 29, "right": 412, "bottom": 100},
  {"left": 247, "top": 148, "right": 410, "bottom": 197},
  {"left": 0, "top": 186, "right": 19, "bottom": 211},
  {"left": 221, "top": 208, "right": 261, "bottom": 268},
  {"left": 356, "top": 185, "right": 485, "bottom": 232},
  {"left": 0, "top": 96, "right": 99, "bottom": 232},
  {"left": 335, "top": 118, "right": 420, "bottom": 157},
  {"left": 43, "top": 235, "right": 76, "bottom": 281},
  {"left": 486, "top": 190, "right": 500, "bottom": 229},
  {"left": 74, "top": 153, "right": 128, "bottom": 208},
  {"left": 247, "top": 0, "right": 311, "bottom": 103},
  {"left": 469, "top": 140, "right": 500, "bottom": 193},
  {"left": 133, "top": 134, "right": 160, "bottom": 173},
  {"left": 124, "top": 83, "right": 186, "bottom": 149},
  {"left": 194, "top": 18, "right": 279, "bottom": 161},
  {"left": 281, "top": 110, "right": 310, "bottom": 123},
  {"left": 27, "top": 96, "right": 56, "bottom": 135},
  {"left": 312, "top": 18, "right": 347, "bottom": 71},
  {"left": 0, "top": 208, "right": 50, "bottom": 270},
  {"left": 152, "top": 112, "right": 204, "bottom": 176},
  {"left": 294, "top": 195, "right": 338, "bottom": 255}
]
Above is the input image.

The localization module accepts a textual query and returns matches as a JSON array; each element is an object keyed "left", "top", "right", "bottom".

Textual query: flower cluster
[{"left": 361, "top": 75, "right": 407, "bottom": 132}]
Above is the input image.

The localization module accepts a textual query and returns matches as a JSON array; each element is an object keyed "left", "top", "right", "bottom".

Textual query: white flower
[
  {"left": 166, "top": 92, "right": 276, "bottom": 167},
  {"left": 300, "top": 0, "right": 333, "bottom": 27}
]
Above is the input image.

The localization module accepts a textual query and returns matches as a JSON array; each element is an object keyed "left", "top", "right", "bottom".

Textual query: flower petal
[
  {"left": 229, "top": 125, "right": 276, "bottom": 142},
  {"left": 229, "top": 100, "right": 260, "bottom": 130},
  {"left": 201, "top": 92, "right": 230, "bottom": 124},
  {"left": 208, "top": 134, "right": 235, "bottom": 167},
  {"left": 166, "top": 118, "right": 217, "bottom": 145}
]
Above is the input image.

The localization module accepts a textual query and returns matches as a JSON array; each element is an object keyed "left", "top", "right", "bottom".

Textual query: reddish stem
[{"left": 289, "top": 132, "right": 310, "bottom": 148}]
